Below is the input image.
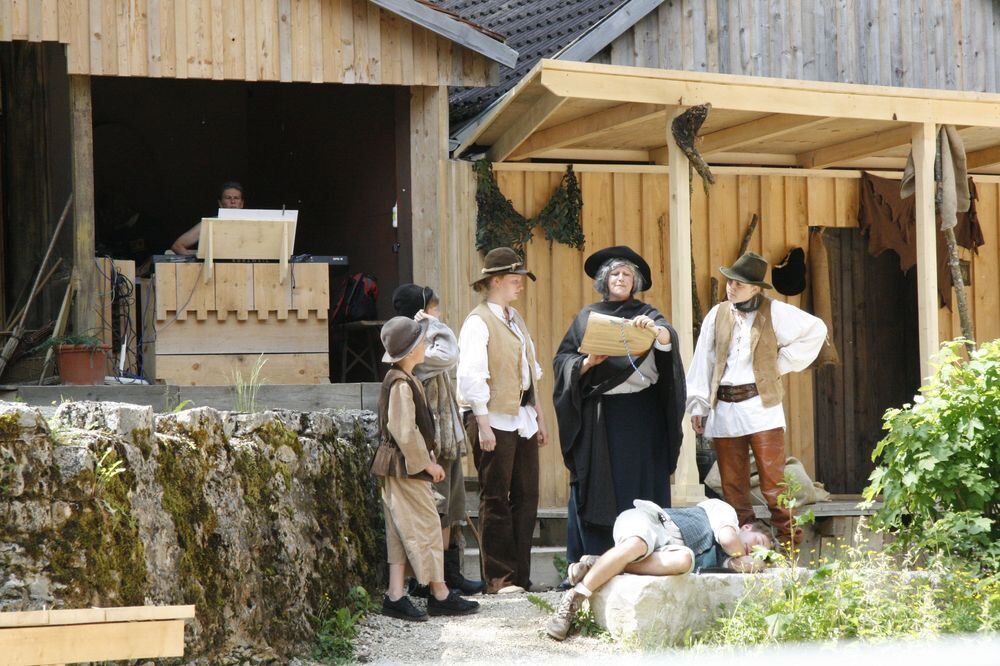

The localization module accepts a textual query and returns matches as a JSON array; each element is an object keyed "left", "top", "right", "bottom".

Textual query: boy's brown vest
[
  {"left": 464, "top": 302, "right": 538, "bottom": 416},
  {"left": 371, "top": 368, "right": 436, "bottom": 480},
  {"left": 710, "top": 298, "right": 782, "bottom": 409}
]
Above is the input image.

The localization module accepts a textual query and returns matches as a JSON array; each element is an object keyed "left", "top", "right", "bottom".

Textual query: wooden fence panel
[{"left": 443, "top": 163, "right": 1000, "bottom": 508}]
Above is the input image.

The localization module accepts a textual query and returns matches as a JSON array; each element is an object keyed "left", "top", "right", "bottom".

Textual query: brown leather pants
[{"left": 714, "top": 427, "right": 801, "bottom": 545}]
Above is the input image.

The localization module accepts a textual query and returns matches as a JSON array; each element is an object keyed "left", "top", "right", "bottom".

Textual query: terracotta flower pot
[{"left": 56, "top": 344, "right": 110, "bottom": 385}]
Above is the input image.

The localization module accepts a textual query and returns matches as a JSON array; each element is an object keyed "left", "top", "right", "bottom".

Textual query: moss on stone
[
  {"left": 154, "top": 437, "right": 229, "bottom": 652},
  {"left": 253, "top": 420, "right": 303, "bottom": 456},
  {"left": 0, "top": 412, "right": 21, "bottom": 441},
  {"left": 47, "top": 443, "right": 148, "bottom": 607}
]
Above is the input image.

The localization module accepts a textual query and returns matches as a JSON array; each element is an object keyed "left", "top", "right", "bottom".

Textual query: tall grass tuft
[{"left": 232, "top": 355, "right": 267, "bottom": 412}]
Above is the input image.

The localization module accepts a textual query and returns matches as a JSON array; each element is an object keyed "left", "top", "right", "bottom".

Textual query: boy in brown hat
[
  {"left": 685, "top": 252, "right": 826, "bottom": 546},
  {"left": 391, "top": 283, "right": 485, "bottom": 595},
  {"left": 372, "top": 316, "right": 480, "bottom": 620},
  {"left": 457, "top": 247, "right": 547, "bottom": 593}
]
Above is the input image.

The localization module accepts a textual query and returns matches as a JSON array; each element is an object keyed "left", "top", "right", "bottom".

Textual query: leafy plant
[
  {"left": 572, "top": 606, "right": 609, "bottom": 638},
  {"left": 776, "top": 469, "right": 815, "bottom": 562},
  {"left": 32, "top": 334, "right": 105, "bottom": 353},
  {"left": 526, "top": 593, "right": 554, "bottom": 613},
  {"left": 231, "top": 355, "right": 267, "bottom": 413},
  {"left": 171, "top": 399, "right": 194, "bottom": 413},
  {"left": 698, "top": 543, "right": 999, "bottom": 646},
  {"left": 553, "top": 552, "right": 569, "bottom": 581},
  {"left": 95, "top": 445, "right": 127, "bottom": 517},
  {"left": 863, "top": 338, "right": 999, "bottom": 566},
  {"left": 474, "top": 160, "right": 584, "bottom": 253},
  {"left": 310, "top": 586, "right": 376, "bottom": 664}
]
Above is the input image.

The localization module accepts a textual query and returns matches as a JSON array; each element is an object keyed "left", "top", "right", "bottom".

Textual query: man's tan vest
[
  {"left": 465, "top": 302, "right": 538, "bottom": 416},
  {"left": 710, "top": 298, "right": 782, "bottom": 408}
]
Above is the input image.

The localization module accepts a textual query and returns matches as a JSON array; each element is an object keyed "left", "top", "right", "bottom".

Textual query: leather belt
[{"left": 716, "top": 383, "right": 759, "bottom": 403}]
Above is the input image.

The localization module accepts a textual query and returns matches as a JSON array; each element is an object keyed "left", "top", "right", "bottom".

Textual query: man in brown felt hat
[
  {"left": 457, "top": 247, "right": 547, "bottom": 593},
  {"left": 685, "top": 252, "right": 827, "bottom": 546}
]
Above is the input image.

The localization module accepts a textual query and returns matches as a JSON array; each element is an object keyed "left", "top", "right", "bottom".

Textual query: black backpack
[{"left": 331, "top": 273, "right": 378, "bottom": 323}]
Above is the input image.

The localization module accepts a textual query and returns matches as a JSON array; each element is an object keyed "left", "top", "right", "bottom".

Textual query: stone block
[{"left": 589, "top": 570, "right": 800, "bottom": 644}]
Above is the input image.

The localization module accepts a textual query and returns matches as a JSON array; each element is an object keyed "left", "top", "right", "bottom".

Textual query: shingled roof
[{"left": 433, "top": 0, "right": 627, "bottom": 124}]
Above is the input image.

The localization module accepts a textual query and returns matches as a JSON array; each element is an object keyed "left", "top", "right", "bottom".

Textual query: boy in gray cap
[{"left": 372, "top": 316, "right": 480, "bottom": 621}]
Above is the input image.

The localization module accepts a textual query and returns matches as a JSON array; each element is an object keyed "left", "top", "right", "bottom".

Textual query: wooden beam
[
  {"left": 410, "top": 85, "right": 449, "bottom": 289},
  {"left": 699, "top": 114, "right": 831, "bottom": 153},
  {"left": 367, "top": 0, "right": 518, "bottom": 67},
  {"left": 0, "top": 620, "right": 187, "bottom": 664},
  {"left": 556, "top": 0, "right": 664, "bottom": 62},
  {"left": 667, "top": 110, "right": 704, "bottom": 506},
  {"left": 912, "top": 122, "right": 939, "bottom": 381},
  {"left": 509, "top": 102, "right": 665, "bottom": 160},
  {"left": 69, "top": 75, "right": 96, "bottom": 336},
  {"left": 796, "top": 125, "right": 914, "bottom": 168},
  {"left": 486, "top": 90, "right": 566, "bottom": 162},
  {"left": 538, "top": 66, "right": 1000, "bottom": 128},
  {"left": 966, "top": 143, "right": 1000, "bottom": 170},
  {"left": 530, "top": 148, "right": 652, "bottom": 162}
]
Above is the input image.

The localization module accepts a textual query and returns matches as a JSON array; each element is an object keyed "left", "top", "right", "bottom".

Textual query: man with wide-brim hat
[
  {"left": 458, "top": 247, "right": 546, "bottom": 593},
  {"left": 685, "top": 251, "right": 827, "bottom": 547}
]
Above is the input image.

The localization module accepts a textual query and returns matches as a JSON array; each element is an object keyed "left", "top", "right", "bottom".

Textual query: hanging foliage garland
[{"left": 474, "top": 160, "right": 585, "bottom": 254}]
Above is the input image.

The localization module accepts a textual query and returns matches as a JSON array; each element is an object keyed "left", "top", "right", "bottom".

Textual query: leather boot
[
  {"left": 751, "top": 428, "right": 801, "bottom": 546},
  {"left": 714, "top": 436, "right": 755, "bottom": 526},
  {"left": 444, "top": 546, "right": 486, "bottom": 595}
]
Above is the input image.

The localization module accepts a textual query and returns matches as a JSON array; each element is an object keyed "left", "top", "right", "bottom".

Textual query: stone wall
[{"left": 0, "top": 400, "right": 382, "bottom": 663}]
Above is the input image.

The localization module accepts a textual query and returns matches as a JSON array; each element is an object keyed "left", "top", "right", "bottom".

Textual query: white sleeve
[
  {"left": 771, "top": 300, "right": 828, "bottom": 375},
  {"left": 457, "top": 315, "right": 491, "bottom": 416},
  {"left": 699, "top": 498, "right": 741, "bottom": 541},
  {"left": 685, "top": 305, "right": 718, "bottom": 416}
]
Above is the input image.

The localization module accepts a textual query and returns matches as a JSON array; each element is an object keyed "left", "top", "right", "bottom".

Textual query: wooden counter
[{"left": 151, "top": 262, "right": 329, "bottom": 385}]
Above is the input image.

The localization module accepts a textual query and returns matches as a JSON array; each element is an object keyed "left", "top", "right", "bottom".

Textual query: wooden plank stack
[
  {"left": 152, "top": 262, "right": 329, "bottom": 385},
  {"left": 0, "top": 604, "right": 195, "bottom": 665}
]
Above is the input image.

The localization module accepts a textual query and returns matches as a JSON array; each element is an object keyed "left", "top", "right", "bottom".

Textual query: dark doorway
[
  {"left": 90, "top": 77, "right": 405, "bottom": 319},
  {"left": 813, "top": 228, "right": 921, "bottom": 493}
]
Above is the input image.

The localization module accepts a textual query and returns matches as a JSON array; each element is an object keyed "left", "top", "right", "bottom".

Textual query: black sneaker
[
  {"left": 427, "top": 589, "right": 480, "bottom": 616},
  {"left": 406, "top": 578, "right": 431, "bottom": 598},
  {"left": 382, "top": 594, "right": 428, "bottom": 622}
]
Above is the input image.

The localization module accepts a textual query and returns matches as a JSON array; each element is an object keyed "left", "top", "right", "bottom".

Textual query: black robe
[{"left": 553, "top": 299, "right": 686, "bottom": 529}]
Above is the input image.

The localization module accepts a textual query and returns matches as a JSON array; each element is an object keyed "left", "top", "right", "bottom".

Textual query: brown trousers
[
  {"left": 466, "top": 413, "right": 539, "bottom": 592},
  {"left": 714, "top": 427, "right": 801, "bottom": 545}
]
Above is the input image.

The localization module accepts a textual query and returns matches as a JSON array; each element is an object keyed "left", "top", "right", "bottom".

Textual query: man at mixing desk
[{"left": 169, "top": 181, "right": 245, "bottom": 256}]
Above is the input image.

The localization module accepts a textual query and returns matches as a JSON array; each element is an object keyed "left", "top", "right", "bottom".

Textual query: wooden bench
[{"left": 0, "top": 605, "right": 195, "bottom": 666}]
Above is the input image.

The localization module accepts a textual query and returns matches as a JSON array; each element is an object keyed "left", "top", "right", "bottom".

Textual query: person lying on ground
[{"left": 546, "top": 498, "right": 773, "bottom": 641}]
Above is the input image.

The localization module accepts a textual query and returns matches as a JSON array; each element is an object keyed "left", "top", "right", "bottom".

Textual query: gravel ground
[{"left": 352, "top": 590, "right": 625, "bottom": 664}]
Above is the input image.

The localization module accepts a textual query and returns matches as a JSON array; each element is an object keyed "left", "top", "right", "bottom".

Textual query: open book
[{"left": 577, "top": 311, "right": 657, "bottom": 357}]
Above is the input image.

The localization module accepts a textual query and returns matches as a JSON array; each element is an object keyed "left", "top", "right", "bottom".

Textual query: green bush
[
  {"left": 863, "top": 339, "right": 999, "bottom": 566},
  {"left": 699, "top": 546, "right": 999, "bottom": 646}
]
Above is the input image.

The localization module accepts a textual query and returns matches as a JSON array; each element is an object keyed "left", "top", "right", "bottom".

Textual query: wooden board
[
  {"left": 0, "top": 620, "right": 186, "bottom": 665},
  {"left": 0, "top": 0, "right": 496, "bottom": 87},
  {"left": 155, "top": 316, "right": 328, "bottom": 355},
  {"left": 156, "top": 352, "right": 330, "bottom": 385}
]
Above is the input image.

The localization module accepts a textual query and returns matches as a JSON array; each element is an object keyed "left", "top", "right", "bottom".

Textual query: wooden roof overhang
[{"left": 457, "top": 59, "right": 1000, "bottom": 173}]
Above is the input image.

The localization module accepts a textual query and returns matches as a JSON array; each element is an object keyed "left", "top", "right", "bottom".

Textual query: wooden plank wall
[
  {"left": 441, "top": 162, "right": 1000, "bottom": 508},
  {"left": 597, "top": 0, "right": 1000, "bottom": 93},
  {"left": 0, "top": 0, "right": 495, "bottom": 86}
]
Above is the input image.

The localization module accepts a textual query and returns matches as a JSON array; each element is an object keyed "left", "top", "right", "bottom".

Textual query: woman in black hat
[{"left": 553, "top": 246, "right": 687, "bottom": 569}]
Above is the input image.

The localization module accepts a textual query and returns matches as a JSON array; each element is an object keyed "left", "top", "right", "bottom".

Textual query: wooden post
[
  {"left": 667, "top": 111, "right": 705, "bottom": 506},
  {"left": 69, "top": 75, "right": 97, "bottom": 335},
  {"left": 911, "top": 122, "right": 939, "bottom": 381},
  {"left": 409, "top": 85, "right": 448, "bottom": 289}
]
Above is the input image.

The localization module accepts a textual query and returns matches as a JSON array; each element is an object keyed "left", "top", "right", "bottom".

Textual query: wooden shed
[
  {"left": 447, "top": 59, "right": 1000, "bottom": 508},
  {"left": 0, "top": 0, "right": 515, "bottom": 380}
]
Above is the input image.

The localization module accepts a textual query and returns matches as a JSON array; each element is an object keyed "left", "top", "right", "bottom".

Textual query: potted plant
[{"left": 35, "top": 335, "right": 110, "bottom": 385}]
